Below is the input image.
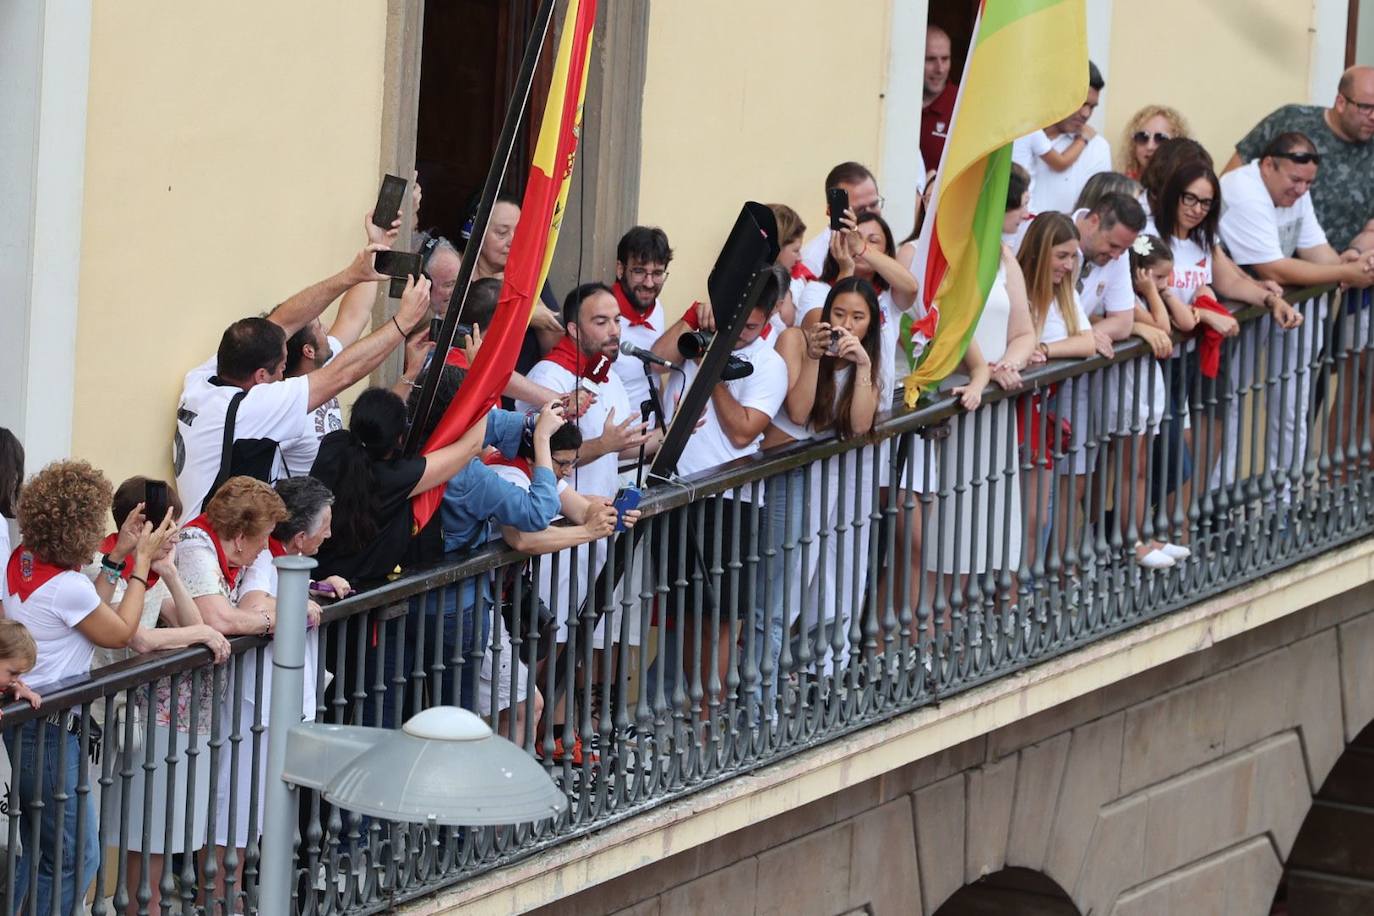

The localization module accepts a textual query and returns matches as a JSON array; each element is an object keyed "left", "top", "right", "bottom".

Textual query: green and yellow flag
[{"left": 904, "top": 0, "right": 1088, "bottom": 406}]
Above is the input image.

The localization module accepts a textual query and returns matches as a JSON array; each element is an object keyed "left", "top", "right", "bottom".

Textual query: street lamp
[{"left": 258, "top": 556, "right": 567, "bottom": 913}]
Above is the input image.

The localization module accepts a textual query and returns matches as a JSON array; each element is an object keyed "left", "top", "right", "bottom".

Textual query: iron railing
[{"left": 3, "top": 283, "right": 1371, "bottom": 914}]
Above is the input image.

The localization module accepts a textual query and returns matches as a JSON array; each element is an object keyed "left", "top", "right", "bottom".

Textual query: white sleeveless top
[{"left": 974, "top": 263, "right": 1012, "bottom": 365}]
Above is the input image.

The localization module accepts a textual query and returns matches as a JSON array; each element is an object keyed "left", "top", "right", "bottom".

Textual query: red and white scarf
[
  {"left": 544, "top": 336, "right": 612, "bottom": 384},
  {"left": 180, "top": 515, "right": 241, "bottom": 591}
]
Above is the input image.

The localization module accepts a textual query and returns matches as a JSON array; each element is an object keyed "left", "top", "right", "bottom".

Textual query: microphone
[{"left": 620, "top": 340, "right": 674, "bottom": 368}]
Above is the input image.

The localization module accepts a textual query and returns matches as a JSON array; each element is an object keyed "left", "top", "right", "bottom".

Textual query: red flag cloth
[
  {"left": 5, "top": 547, "right": 77, "bottom": 602},
  {"left": 411, "top": 0, "right": 598, "bottom": 531},
  {"left": 98, "top": 533, "right": 161, "bottom": 588},
  {"left": 1194, "top": 295, "right": 1231, "bottom": 379}
]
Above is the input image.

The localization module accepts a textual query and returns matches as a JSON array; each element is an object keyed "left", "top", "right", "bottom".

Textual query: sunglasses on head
[
  {"left": 1271, "top": 151, "right": 1321, "bottom": 165},
  {"left": 1132, "top": 131, "right": 1171, "bottom": 145}
]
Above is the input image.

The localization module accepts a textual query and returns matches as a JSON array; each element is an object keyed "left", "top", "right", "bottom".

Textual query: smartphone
[
  {"left": 371, "top": 174, "right": 408, "bottom": 229},
  {"left": 144, "top": 480, "right": 170, "bottom": 525},
  {"left": 827, "top": 328, "right": 841, "bottom": 356},
  {"left": 827, "top": 187, "right": 850, "bottom": 232},
  {"left": 374, "top": 249, "right": 423, "bottom": 279},
  {"left": 611, "top": 485, "right": 641, "bottom": 533}
]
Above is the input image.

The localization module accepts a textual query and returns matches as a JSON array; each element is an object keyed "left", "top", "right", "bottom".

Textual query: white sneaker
[
  {"left": 1158, "top": 542, "right": 1191, "bottom": 561},
  {"left": 1135, "top": 546, "right": 1175, "bottom": 570}
]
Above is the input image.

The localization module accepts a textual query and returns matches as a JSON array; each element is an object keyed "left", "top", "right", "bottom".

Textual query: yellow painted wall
[
  {"left": 72, "top": 3, "right": 390, "bottom": 490},
  {"left": 1104, "top": 0, "right": 1315, "bottom": 169},
  {"left": 636, "top": 0, "right": 893, "bottom": 316}
]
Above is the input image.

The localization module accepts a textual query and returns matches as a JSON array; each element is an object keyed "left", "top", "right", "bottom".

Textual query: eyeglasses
[
  {"left": 552, "top": 456, "right": 578, "bottom": 472},
  {"left": 855, "top": 197, "right": 886, "bottom": 216},
  {"left": 1341, "top": 93, "right": 1374, "bottom": 116},
  {"left": 1270, "top": 151, "right": 1321, "bottom": 166},
  {"left": 1132, "top": 131, "right": 1171, "bottom": 145},
  {"left": 627, "top": 267, "right": 669, "bottom": 283},
  {"left": 1180, "top": 191, "right": 1214, "bottom": 212}
]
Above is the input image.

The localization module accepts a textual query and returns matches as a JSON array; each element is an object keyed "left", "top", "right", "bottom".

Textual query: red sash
[
  {"left": 1194, "top": 295, "right": 1231, "bottom": 379},
  {"left": 181, "top": 515, "right": 240, "bottom": 591},
  {"left": 98, "top": 533, "right": 162, "bottom": 588},
  {"left": 544, "top": 336, "right": 611, "bottom": 384},
  {"left": 5, "top": 546, "right": 76, "bottom": 602},
  {"left": 613, "top": 281, "right": 656, "bottom": 330}
]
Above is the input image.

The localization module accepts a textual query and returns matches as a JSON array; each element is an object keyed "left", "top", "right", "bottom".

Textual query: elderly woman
[
  {"left": 88, "top": 477, "right": 231, "bottom": 916},
  {"left": 3, "top": 460, "right": 176, "bottom": 915}
]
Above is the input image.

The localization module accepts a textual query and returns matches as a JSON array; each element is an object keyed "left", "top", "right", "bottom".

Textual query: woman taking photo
[{"left": 4, "top": 460, "right": 176, "bottom": 915}]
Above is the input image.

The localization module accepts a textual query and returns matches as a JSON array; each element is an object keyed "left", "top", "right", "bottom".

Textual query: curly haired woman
[
  {"left": 1118, "top": 105, "right": 1191, "bottom": 180},
  {"left": 3, "top": 460, "right": 176, "bottom": 915}
]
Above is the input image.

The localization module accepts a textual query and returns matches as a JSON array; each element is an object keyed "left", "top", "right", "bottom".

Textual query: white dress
[{"left": 932, "top": 264, "right": 1023, "bottom": 574}]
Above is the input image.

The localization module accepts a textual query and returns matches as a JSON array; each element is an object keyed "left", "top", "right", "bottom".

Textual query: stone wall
[{"left": 530, "top": 585, "right": 1374, "bottom": 916}]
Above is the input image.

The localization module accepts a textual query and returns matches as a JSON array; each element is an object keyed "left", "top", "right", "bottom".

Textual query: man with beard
[{"left": 609, "top": 226, "right": 674, "bottom": 419}]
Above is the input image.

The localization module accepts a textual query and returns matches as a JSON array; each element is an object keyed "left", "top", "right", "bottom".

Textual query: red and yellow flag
[
  {"left": 412, "top": 0, "right": 597, "bottom": 528},
  {"left": 904, "top": 0, "right": 1087, "bottom": 405}
]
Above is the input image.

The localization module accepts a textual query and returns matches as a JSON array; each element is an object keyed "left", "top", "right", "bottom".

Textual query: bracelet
[
  {"left": 391, "top": 316, "right": 406, "bottom": 338},
  {"left": 100, "top": 553, "right": 123, "bottom": 572},
  {"left": 128, "top": 574, "right": 149, "bottom": 589},
  {"left": 261, "top": 612, "right": 273, "bottom": 637},
  {"left": 100, "top": 567, "right": 120, "bottom": 586}
]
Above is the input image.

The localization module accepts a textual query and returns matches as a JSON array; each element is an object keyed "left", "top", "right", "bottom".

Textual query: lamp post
[{"left": 258, "top": 556, "right": 567, "bottom": 913}]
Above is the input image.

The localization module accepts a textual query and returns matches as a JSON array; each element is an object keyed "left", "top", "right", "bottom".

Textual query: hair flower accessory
[{"left": 1131, "top": 235, "right": 1154, "bottom": 257}]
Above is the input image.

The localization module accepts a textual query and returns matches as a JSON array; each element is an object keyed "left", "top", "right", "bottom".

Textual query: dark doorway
[
  {"left": 927, "top": 0, "right": 980, "bottom": 84},
  {"left": 414, "top": 0, "right": 552, "bottom": 243},
  {"left": 934, "top": 867, "right": 1081, "bottom": 915},
  {"left": 1271, "top": 720, "right": 1374, "bottom": 915}
]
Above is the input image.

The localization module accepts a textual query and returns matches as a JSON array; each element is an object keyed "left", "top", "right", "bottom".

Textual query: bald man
[
  {"left": 1227, "top": 66, "right": 1374, "bottom": 258},
  {"left": 920, "top": 25, "right": 956, "bottom": 169}
]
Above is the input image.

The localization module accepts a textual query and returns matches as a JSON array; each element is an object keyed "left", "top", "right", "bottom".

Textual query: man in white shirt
[
  {"left": 799, "top": 161, "right": 887, "bottom": 276},
  {"left": 1017, "top": 61, "right": 1112, "bottom": 214},
  {"left": 610, "top": 226, "right": 673, "bottom": 419},
  {"left": 173, "top": 247, "right": 430, "bottom": 520},
  {"left": 1068, "top": 193, "right": 1146, "bottom": 473},
  {"left": 1219, "top": 131, "right": 1374, "bottom": 486}
]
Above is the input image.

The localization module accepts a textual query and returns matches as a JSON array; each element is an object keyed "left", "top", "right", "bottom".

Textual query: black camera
[{"left": 678, "top": 331, "right": 712, "bottom": 360}]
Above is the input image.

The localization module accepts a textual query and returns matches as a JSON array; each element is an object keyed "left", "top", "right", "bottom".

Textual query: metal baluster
[{"left": 946, "top": 416, "right": 968, "bottom": 670}]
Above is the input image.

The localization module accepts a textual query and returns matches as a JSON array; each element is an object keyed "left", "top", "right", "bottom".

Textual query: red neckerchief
[
  {"left": 683, "top": 301, "right": 773, "bottom": 339},
  {"left": 267, "top": 537, "right": 288, "bottom": 558},
  {"left": 5, "top": 546, "right": 76, "bottom": 602},
  {"left": 99, "top": 533, "right": 161, "bottom": 588},
  {"left": 544, "top": 336, "right": 611, "bottom": 383},
  {"left": 790, "top": 262, "right": 817, "bottom": 282},
  {"left": 483, "top": 453, "right": 533, "bottom": 480},
  {"left": 181, "top": 515, "right": 241, "bottom": 591},
  {"left": 613, "top": 281, "right": 656, "bottom": 330},
  {"left": 1194, "top": 295, "right": 1230, "bottom": 379},
  {"left": 444, "top": 348, "right": 470, "bottom": 369}
]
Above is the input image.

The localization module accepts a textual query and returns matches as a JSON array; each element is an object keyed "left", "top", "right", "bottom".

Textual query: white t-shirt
[
  {"left": 1071, "top": 212, "right": 1135, "bottom": 319},
  {"left": 1024, "top": 132, "right": 1113, "bottom": 215},
  {"left": 520, "top": 359, "right": 633, "bottom": 499},
  {"left": 278, "top": 335, "right": 344, "bottom": 476},
  {"left": 1011, "top": 129, "right": 1052, "bottom": 172},
  {"left": 797, "top": 281, "right": 904, "bottom": 407},
  {"left": 612, "top": 301, "right": 666, "bottom": 417},
  {"left": 799, "top": 228, "right": 833, "bottom": 278},
  {"left": 2, "top": 570, "right": 100, "bottom": 691},
  {"left": 174, "top": 356, "right": 311, "bottom": 519},
  {"left": 0, "top": 523, "right": 10, "bottom": 601},
  {"left": 666, "top": 336, "right": 789, "bottom": 500},
  {"left": 1219, "top": 160, "right": 1327, "bottom": 266},
  {"left": 1041, "top": 291, "right": 1092, "bottom": 345},
  {"left": 1161, "top": 231, "right": 1214, "bottom": 305}
]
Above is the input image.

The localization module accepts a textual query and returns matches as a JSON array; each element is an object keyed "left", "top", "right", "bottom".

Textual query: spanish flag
[
  {"left": 903, "top": 0, "right": 1087, "bottom": 405},
  {"left": 413, "top": 0, "right": 597, "bottom": 528}
]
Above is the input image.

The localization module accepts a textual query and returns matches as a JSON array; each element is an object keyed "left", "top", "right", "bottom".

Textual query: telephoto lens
[{"left": 677, "top": 331, "right": 712, "bottom": 360}]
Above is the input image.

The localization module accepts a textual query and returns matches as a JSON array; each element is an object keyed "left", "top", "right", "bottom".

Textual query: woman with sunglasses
[{"left": 1118, "top": 105, "right": 1190, "bottom": 180}]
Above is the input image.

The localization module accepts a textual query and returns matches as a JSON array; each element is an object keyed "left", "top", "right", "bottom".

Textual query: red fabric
[
  {"left": 267, "top": 537, "right": 288, "bottom": 558},
  {"left": 98, "top": 533, "right": 162, "bottom": 588},
  {"left": 181, "top": 515, "right": 240, "bottom": 591},
  {"left": 5, "top": 547, "right": 75, "bottom": 602},
  {"left": 1194, "top": 295, "right": 1230, "bottom": 379},
  {"left": 683, "top": 301, "right": 772, "bottom": 339},
  {"left": 1015, "top": 388, "right": 1071, "bottom": 470},
  {"left": 790, "top": 262, "right": 817, "bottom": 282},
  {"left": 483, "top": 453, "right": 533, "bottom": 480},
  {"left": 443, "top": 348, "right": 470, "bottom": 369},
  {"left": 613, "top": 281, "right": 655, "bottom": 329},
  {"left": 910, "top": 307, "right": 939, "bottom": 340},
  {"left": 543, "top": 336, "right": 612, "bottom": 383},
  {"left": 410, "top": 0, "right": 598, "bottom": 532}
]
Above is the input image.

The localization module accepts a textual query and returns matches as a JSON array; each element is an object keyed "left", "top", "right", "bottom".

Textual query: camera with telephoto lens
[{"left": 677, "top": 331, "right": 712, "bottom": 360}]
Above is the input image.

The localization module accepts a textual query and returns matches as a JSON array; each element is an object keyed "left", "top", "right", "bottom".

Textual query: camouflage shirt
[{"left": 1235, "top": 104, "right": 1374, "bottom": 252}]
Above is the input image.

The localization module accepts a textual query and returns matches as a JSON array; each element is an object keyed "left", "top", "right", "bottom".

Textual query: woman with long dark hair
[{"left": 309, "top": 386, "right": 486, "bottom": 588}]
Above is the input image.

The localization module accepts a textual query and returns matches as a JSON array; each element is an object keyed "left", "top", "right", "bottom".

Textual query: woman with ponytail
[{"left": 309, "top": 387, "right": 486, "bottom": 589}]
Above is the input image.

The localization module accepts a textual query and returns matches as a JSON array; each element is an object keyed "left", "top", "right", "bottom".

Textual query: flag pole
[{"left": 404, "top": 0, "right": 559, "bottom": 455}]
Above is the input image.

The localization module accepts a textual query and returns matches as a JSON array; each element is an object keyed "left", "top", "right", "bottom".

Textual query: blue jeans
[
  {"left": 378, "top": 581, "right": 491, "bottom": 728},
  {"left": 12, "top": 719, "right": 100, "bottom": 915}
]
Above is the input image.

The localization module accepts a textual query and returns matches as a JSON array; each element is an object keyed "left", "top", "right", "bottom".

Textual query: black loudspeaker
[{"left": 705, "top": 201, "right": 781, "bottom": 331}]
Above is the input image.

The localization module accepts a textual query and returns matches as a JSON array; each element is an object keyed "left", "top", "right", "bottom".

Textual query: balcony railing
[{"left": 3, "top": 283, "right": 1370, "bottom": 915}]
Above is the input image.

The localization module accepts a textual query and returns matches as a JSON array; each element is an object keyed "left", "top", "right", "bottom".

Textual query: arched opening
[
  {"left": 1271, "top": 720, "right": 1374, "bottom": 914},
  {"left": 934, "top": 867, "right": 1080, "bottom": 915}
]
